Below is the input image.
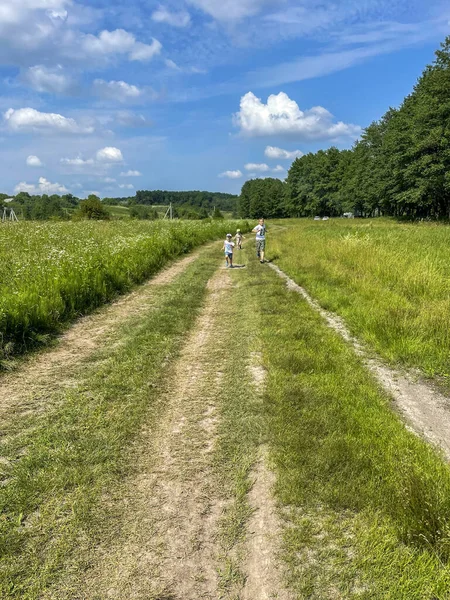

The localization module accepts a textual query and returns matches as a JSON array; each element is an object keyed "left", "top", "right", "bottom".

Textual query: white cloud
[
  {"left": 115, "top": 111, "right": 153, "bottom": 128},
  {"left": 96, "top": 146, "right": 123, "bottom": 163},
  {"left": 80, "top": 29, "right": 162, "bottom": 63},
  {"left": 104, "top": 177, "right": 116, "bottom": 183},
  {"left": 93, "top": 79, "right": 142, "bottom": 102},
  {"left": 272, "top": 164, "right": 285, "bottom": 172},
  {"left": 119, "top": 183, "right": 134, "bottom": 189},
  {"left": 219, "top": 169, "right": 243, "bottom": 179},
  {"left": 22, "top": 64, "right": 75, "bottom": 94},
  {"left": 130, "top": 39, "right": 162, "bottom": 61},
  {"left": 120, "top": 170, "right": 142, "bottom": 177},
  {"left": 14, "top": 176, "right": 68, "bottom": 195},
  {"left": 234, "top": 92, "right": 361, "bottom": 140},
  {"left": 265, "top": 145, "right": 303, "bottom": 160},
  {"left": 4, "top": 107, "right": 93, "bottom": 134},
  {"left": 244, "top": 162, "right": 270, "bottom": 172},
  {"left": 60, "top": 156, "right": 94, "bottom": 166},
  {"left": 152, "top": 6, "right": 191, "bottom": 27},
  {"left": 187, "top": 0, "right": 275, "bottom": 21},
  {"left": 165, "top": 58, "right": 180, "bottom": 70},
  {"left": 26, "top": 155, "right": 43, "bottom": 167}
]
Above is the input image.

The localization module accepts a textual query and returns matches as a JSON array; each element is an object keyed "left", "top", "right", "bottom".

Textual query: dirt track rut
[
  {"left": 0, "top": 251, "right": 201, "bottom": 427},
  {"left": 269, "top": 261, "right": 450, "bottom": 461}
]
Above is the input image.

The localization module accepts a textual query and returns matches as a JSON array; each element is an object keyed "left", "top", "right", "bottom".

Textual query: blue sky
[{"left": 0, "top": 0, "right": 449, "bottom": 198}]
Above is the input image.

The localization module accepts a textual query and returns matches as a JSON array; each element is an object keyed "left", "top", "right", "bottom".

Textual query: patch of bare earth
[
  {"left": 74, "top": 269, "right": 230, "bottom": 600},
  {"left": 242, "top": 352, "right": 294, "bottom": 600},
  {"left": 0, "top": 250, "right": 202, "bottom": 427},
  {"left": 269, "top": 262, "right": 450, "bottom": 461}
]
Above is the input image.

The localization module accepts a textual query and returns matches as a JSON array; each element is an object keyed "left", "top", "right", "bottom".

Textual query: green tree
[{"left": 77, "top": 196, "right": 110, "bottom": 220}]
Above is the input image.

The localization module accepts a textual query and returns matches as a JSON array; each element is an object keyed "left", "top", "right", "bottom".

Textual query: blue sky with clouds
[{"left": 0, "top": 0, "right": 449, "bottom": 198}]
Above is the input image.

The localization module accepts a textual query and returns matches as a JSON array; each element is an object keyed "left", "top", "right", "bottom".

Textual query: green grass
[
  {"left": 270, "top": 218, "right": 450, "bottom": 378},
  {"left": 0, "top": 219, "right": 248, "bottom": 360},
  {"left": 245, "top": 252, "right": 450, "bottom": 597},
  {"left": 0, "top": 250, "right": 219, "bottom": 599},
  {"left": 104, "top": 205, "right": 131, "bottom": 218}
]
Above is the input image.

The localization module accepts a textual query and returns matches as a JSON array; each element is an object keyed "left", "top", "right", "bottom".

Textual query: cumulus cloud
[
  {"left": 152, "top": 6, "right": 191, "bottom": 27},
  {"left": 80, "top": 29, "right": 162, "bottom": 63},
  {"left": 120, "top": 170, "right": 142, "bottom": 177},
  {"left": 26, "top": 155, "right": 43, "bottom": 167},
  {"left": 119, "top": 183, "right": 134, "bottom": 189},
  {"left": 4, "top": 107, "right": 93, "bottom": 134},
  {"left": 265, "top": 145, "right": 303, "bottom": 160},
  {"left": 272, "top": 164, "right": 285, "bottom": 172},
  {"left": 93, "top": 79, "right": 142, "bottom": 102},
  {"left": 96, "top": 146, "right": 123, "bottom": 163},
  {"left": 14, "top": 176, "right": 68, "bottom": 195},
  {"left": 234, "top": 92, "right": 361, "bottom": 140},
  {"left": 219, "top": 169, "right": 243, "bottom": 179},
  {"left": 22, "top": 65, "right": 76, "bottom": 94},
  {"left": 244, "top": 162, "right": 270, "bottom": 172}
]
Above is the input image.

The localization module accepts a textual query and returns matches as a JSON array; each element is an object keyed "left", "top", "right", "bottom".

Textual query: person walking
[
  {"left": 222, "top": 233, "right": 235, "bottom": 268},
  {"left": 234, "top": 229, "right": 244, "bottom": 249},
  {"left": 252, "top": 218, "right": 267, "bottom": 264}
]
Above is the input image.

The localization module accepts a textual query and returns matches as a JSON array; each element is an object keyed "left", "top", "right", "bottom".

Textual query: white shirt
[{"left": 254, "top": 224, "right": 266, "bottom": 240}]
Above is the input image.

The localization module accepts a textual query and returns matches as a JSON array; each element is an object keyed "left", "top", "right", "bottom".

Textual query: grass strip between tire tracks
[
  {"left": 0, "top": 248, "right": 219, "bottom": 599},
  {"left": 247, "top": 249, "right": 450, "bottom": 598}
]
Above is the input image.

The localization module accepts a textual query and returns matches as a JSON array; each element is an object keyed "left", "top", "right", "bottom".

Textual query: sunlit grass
[
  {"left": 0, "top": 219, "right": 248, "bottom": 359},
  {"left": 270, "top": 218, "right": 450, "bottom": 377},
  {"left": 248, "top": 255, "right": 450, "bottom": 598}
]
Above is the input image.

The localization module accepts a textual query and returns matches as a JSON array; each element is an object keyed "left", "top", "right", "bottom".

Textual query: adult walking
[{"left": 252, "top": 218, "right": 267, "bottom": 264}]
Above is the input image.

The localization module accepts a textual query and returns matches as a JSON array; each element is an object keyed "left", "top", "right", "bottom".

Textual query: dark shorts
[
  {"left": 256, "top": 239, "right": 266, "bottom": 253},
  {"left": 225, "top": 252, "right": 233, "bottom": 258}
]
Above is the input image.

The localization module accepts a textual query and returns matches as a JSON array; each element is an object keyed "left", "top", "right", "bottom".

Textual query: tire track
[{"left": 269, "top": 261, "right": 450, "bottom": 460}]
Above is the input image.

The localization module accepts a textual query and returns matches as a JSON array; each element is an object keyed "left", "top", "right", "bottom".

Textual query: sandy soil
[
  {"left": 77, "top": 269, "right": 230, "bottom": 600},
  {"left": 0, "top": 251, "right": 201, "bottom": 426},
  {"left": 269, "top": 262, "right": 450, "bottom": 461},
  {"left": 242, "top": 352, "right": 293, "bottom": 600}
]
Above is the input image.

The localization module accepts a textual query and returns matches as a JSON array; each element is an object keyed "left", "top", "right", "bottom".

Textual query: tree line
[
  {"left": 238, "top": 36, "right": 450, "bottom": 220},
  {"left": 0, "top": 189, "right": 237, "bottom": 221}
]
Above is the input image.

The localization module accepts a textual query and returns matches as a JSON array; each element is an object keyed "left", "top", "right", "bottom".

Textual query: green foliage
[
  {"left": 281, "top": 36, "right": 450, "bottom": 220},
  {"left": 0, "top": 220, "right": 249, "bottom": 359},
  {"left": 238, "top": 178, "right": 286, "bottom": 218},
  {"left": 211, "top": 207, "right": 224, "bottom": 219},
  {"left": 129, "top": 204, "right": 159, "bottom": 220},
  {"left": 135, "top": 189, "right": 237, "bottom": 212},
  {"left": 77, "top": 195, "right": 110, "bottom": 220}
]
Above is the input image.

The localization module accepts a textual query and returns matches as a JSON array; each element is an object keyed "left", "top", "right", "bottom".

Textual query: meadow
[
  {"left": 270, "top": 218, "right": 450, "bottom": 379},
  {"left": 0, "top": 219, "right": 247, "bottom": 360}
]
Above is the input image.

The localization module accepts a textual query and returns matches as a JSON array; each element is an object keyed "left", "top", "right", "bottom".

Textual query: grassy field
[
  {"left": 4, "top": 220, "right": 450, "bottom": 598},
  {"left": 104, "top": 205, "right": 131, "bottom": 218},
  {"left": 0, "top": 219, "right": 247, "bottom": 361},
  {"left": 270, "top": 218, "right": 450, "bottom": 379},
  {"left": 243, "top": 244, "right": 450, "bottom": 598}
]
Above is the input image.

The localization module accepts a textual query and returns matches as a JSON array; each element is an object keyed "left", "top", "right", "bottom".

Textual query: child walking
[
  {"left": 222, "top": 233, "right": 235, "bottom": 268},
  {"left": 234, "top": 229, "right": 244, "bottom": 249}
]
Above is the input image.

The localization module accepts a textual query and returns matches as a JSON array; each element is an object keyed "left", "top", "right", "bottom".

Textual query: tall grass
[
  {"left": 0, "top": 219, "right": 247, "bottom": 358},
  {"left": 246, "top": 257, "right": 450, "bottom": 596},
  {"left": 270, "top": 218, "right": 450, "bottom": 377}
]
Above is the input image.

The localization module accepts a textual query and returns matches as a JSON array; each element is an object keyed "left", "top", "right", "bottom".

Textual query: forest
[
  {"left": 0, "top": 189, "right": 238, "bottom": 221},
  {"left": 238, "top": 36, "right": 450, "bottom": 220}
]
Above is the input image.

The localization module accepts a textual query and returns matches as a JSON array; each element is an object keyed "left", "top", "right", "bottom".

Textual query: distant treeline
[
  {"left": 238, "top": 37, "right": 450, "bottom": 220},
  {"left": 133, "top": 190, "right": 237, "bottom": 212},
  {"left": 0, "top": 189, "right": 238, "bottom": 221}
]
